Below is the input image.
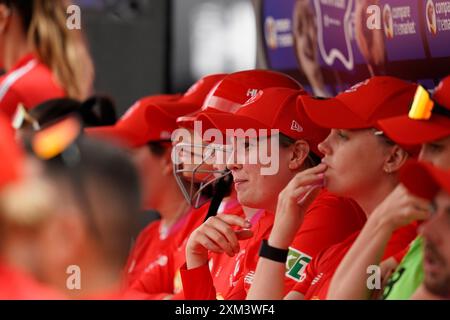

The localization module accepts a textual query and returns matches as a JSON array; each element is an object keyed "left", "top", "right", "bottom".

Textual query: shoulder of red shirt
[
  {"left": 0, "top": 53, "right": 65, "bottom": 118},
  {"left": 291, "top": 221, "right": 418, "bottom": 299}
]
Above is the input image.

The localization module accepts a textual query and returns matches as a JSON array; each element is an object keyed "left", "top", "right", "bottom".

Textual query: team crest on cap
[
  {"left": 246, "top": 89, "right": 259, "bottom": 98},
  {"left": 244, "top": 89, "right": 262, "bottom": 105},
  {"left": 291, "top": 120, "right": 303, "bottom": 133}
]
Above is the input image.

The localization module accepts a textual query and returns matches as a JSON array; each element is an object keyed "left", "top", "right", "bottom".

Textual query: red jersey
[
  {"left": 193, "top": 208, "right": 264, "bottom": 300},
  {"left": 122, "top": 212, "right": 191, "bottom": 288},
  {"left": 180, "top": 209, "right": 274, "bottom": 300},
  {"left": 393, "top": 222, "right": 421, "bottom": 263},
  {"left": 292, "top": 223, "right": 418, "bottom": 300},
  {"left": 180, "top": 190, "right": 367, "bottom": 299},
  {"left": 0, "top": 53, "right": 65, "bottom": 118},
  {"left": 393, "top": 244, "right": 412, "bottom": 264},
  {"left": 170, "top": 200, "right": 246, "bottom": 300},
  {"left": 0, "top": 263, "right": 65, "bottom": 300},
  {"left": 283, "top": 190, "right": 366, "bottom": 291},
  {"left": 126, "top": 202, "right": 211, "bottom": 299}
]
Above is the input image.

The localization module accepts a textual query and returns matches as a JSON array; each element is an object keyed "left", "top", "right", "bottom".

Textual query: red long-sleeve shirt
[
  {"left": 0, "top": 53, "right": 65, "bottom": 118},
  {"left": 291, "top": 223, "right": 418, "bottom": 300},
  {"left": 180, "top": 190, "right": 367, "bottom": 299}
]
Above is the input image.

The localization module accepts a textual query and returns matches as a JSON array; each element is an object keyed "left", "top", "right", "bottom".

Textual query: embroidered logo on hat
[
  {"left": 291, "top": 120, "right": 303, "bottom": 133},
  {"left": 247, "top": 89, "right": 259, "bottom": 98},
  {"left": 244, "top": 90, "right": 263, "bottom": 105}
]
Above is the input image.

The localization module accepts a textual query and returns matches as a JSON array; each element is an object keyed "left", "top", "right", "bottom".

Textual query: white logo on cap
[
  {"left": 291, "top": 120, "right": 303, "bottom": 133},
  {"left": 247, "top": 89, "right": 259, "bottom": 98},
  {"left": 244, "top": 90, "right": 262, "bottom": 105}
]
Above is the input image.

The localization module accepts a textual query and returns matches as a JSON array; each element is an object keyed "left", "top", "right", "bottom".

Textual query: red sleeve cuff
[
  {"left": 291, "top": 281, "right": 309, "bottom": 296},
  {"left": 180, "top": 263, "right": 216, "bottom": 300}
]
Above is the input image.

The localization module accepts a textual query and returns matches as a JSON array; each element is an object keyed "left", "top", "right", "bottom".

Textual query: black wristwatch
[{"left": 259, "top": 239, "right": 289, "bottom": 263}]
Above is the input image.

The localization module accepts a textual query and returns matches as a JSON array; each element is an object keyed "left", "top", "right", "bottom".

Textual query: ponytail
[
  {"left": 1, "top": 0, "right": 94, "bottom": 100},
  {"left": 28, "top": 0, "right": 94, "bottom": 100}
]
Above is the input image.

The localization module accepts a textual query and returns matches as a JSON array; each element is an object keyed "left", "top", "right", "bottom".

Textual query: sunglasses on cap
[
  {"left": 31, "top": 116, "right": 102, "bottom": 239},
  {"left": 409, "top": 85, "right": 450, "bottom": 120},
  {"left": 12, "top": 104, "right": 41, "bottom": 131}
]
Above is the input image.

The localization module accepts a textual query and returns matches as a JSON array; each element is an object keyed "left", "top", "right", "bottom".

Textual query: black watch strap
[{"left": 259, "top": 239, "right": 289, "bottom": 263}]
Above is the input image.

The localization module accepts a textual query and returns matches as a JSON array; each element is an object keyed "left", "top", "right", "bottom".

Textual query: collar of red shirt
[{"left": 10, "top": 53, "right": 38, "bottom": 71}]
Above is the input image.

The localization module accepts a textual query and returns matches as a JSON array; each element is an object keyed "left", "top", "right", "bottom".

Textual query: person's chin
[
  {"left": 321, "top": 172, "right": 334, "bottom": 191},
  {"left": 324, "top": 182, "right": 350, "bottom": 198},
  {"left": 423, "top": 258, "right": 450, "bottom": 296},
  {"left": 236, "top": 191, "right": 257, "bottom": 208},
  {"left": 424, "top": 276, "right": 450, "bottom": 298}
]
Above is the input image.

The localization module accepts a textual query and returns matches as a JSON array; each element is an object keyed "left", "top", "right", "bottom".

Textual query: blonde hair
[
  {"left": 4, "top": 0, "right": 94, "bottom": 100},
  {"left": 28, "top": 0, "right": 94, "bottom": 100}
]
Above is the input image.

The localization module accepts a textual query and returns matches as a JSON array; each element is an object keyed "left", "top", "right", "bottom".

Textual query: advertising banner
[{"left": 261, "top": 0, "right": 450, "bottom": 95}]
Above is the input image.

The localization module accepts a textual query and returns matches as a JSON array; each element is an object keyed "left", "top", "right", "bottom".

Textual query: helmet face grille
[{"left": 172, "top": 143, "right": 232, "bottom": 209}]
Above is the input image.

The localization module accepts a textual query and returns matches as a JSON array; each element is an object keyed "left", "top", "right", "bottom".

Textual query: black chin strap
[{"left": 204, "top": 170, "right": 233, "bottom": 222}]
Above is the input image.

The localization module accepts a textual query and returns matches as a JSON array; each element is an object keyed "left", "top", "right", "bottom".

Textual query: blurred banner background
[{"left": 76, "top": 0, "right": 450, "bottom": 114}]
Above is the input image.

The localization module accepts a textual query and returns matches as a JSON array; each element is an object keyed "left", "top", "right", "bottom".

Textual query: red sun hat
[
  {"left": 197, "top": 87, "right": 329, "bottom": 157},
  {"left": 299, "top": 76, "right": 418, "bottom": 131},
  {"left": 177, "top": 69, "right": 304, "bottom": 128},
  {"left": 86, "top": 74, "right": 226, "bottom": 148},
  {"left": 0, "top": 113, "right": 23, "bottom": 190},
  {"left": 378, "top": 76, "right": 450, "bottom": 145},
  {"left": 399, "top": 160, "right": 450, "bottom": 201}
]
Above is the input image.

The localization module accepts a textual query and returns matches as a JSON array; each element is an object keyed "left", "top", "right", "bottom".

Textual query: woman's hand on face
[
  {"left": 372, "top": 184, "right": 432, "bottom": 232},
  {"left": 185, "top": 214, "right": 253, "bottom": 269},
  {"left": 269, "top": 163, "right": 326, "bottom": 249}
]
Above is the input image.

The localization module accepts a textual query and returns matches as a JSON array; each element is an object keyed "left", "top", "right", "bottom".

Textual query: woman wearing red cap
[
  {"left": 0, "top": 0, "right": 94, "bottom": 118},
  {"left": 248, "top": 76, "right": 420, "bottom": 300},
  {"left": 133, "top": 70, "right": 305, "bottom": 300},
  {"left": 180, "top": 87, "right": 367, "bottom": 300},
  {"left": 87, "top": 74, "right": 226, "bottom": 299},
  {"left": 327, "top": 76, "right": 450, "bottom": 300}
]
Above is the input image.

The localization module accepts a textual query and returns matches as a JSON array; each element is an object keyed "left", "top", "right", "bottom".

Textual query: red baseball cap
[
  {"left": 0, "top": 113, "right": 23, "bottom": 189},
  {"left": 196, "top": 87, "right": 329, "bottom": 157},
  {"left": 399, "top": 160, "right": 450, "bottom": 200},
  {"left": 378, "top": 76, "right": 450, "bottom": 145},
  {"left": 177, "top": 70, "right": 304, "bottom": 128},
  {"left": 300, "top": 76, "right": 417, "bottom": 130},
  {"left": 87, "top": 74, "right": 226, "bottom": 148}
]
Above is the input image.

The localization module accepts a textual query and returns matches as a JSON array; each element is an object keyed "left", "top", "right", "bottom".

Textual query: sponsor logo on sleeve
[{"left": 286, "top": 248, "right": 312, "bottom": 282}]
